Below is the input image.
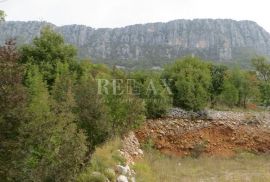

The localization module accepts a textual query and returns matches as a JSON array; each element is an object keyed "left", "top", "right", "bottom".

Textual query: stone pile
[
  {"left": 168, "top": 108, "right": 209, "bottom": 120},
  {"left": 137, "top": 109, "right": 270, "bottom": 157},
  {"left": 168, "top": 108, "right": 270, "bottom": 127},
  {"left": 114, "top": 131, "right": 144, "bottom": 182},
  {"left": 115, "top": 164, "right": 136, "bottom": 182},
  {"left": 120, "top": 131, "right": 144, "bottom": 164}
]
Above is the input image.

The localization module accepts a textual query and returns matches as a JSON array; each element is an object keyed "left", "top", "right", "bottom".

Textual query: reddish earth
[{"left": 136, "top": 117, "right": 270, "bottom": 157}]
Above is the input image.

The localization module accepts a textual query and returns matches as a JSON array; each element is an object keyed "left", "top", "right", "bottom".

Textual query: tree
[
  {"left": 49, "top": 63, "right": 88, "bottom": 181},
  {"left": 252, "top": 56, "right": 270, "bottom": 82},
  {"left": 217, "top": 69, "right": 259, "bottom": 108},
  {"left": 144, "top": 78, "right": 172, "bottom": 118},
  {"left": 209, "top": 64, "right": 228, "bottom": 107},
  {"left": 16, "top": 65, "right": 88, "bottom": 181},
  {"left": 0, "top": 10, "right": 5, "bottom": 21},
  {"left": 229, "top": 69, "right": 259, "bottom": 108},
  {"left": 240, "top": 71, "right": 260, "bottom": 107},
  {"left": 219, "top": 80, "right": 239, "bottom": 107},
  {"left": 20, "top": 26, "right": 77, "bottom": 86},
  {"left": 102, "top": 70, "right": 146, "bottom": 135},
  {"left": 106, "top": 93, "right": 146, "bottom": 135},
  {"left": 132, "top": 71, "right": 172, "bottom": 118},
  {"left": 0, "top": 40, "right": 27, "bottom": 180},
  {"left": 252, "top": 56, "right": 270, "bottom": 106},
  {"left": 17, "top": 65, "right": 54, "bottom": 181},
  {"left": 260, "top": 83, "right": 270, "bottom": 106},
  {"left": 75, "top": 63, "right": 111, "bottom": 149},
  {"left": 164, "top": 57, "right": 211, "bottom": 111}
]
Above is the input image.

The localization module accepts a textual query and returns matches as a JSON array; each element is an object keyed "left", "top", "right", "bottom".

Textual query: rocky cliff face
[{"left": 1, "top": 19, "right": 270, "bottom": 63}]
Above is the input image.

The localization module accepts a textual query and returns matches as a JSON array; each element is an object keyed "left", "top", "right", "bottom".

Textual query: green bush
[
  {"left": 131, "top": 71, "right": 172, "bottom": 118},
  {"left": 163, "top": 56, "right": 211, "bottom": 111},
  {"left": 103, "top": 168, "right": 116, "bottom": 182},
  {"left": 77, "top": 138, "right": 124, "bottom": 182}
]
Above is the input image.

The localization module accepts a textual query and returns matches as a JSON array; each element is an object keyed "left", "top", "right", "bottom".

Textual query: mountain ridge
[
  {"left": 1, "top": 19, "right": 270, "bottom": 66},
  {"left": 3, "top": 18, "right": 263, "bottom": 30}
]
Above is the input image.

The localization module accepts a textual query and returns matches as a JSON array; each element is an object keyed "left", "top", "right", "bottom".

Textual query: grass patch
[
  {"left": 78, "top": 137, "right": 158, "bottom": 182},
  {"left": 133, "top": 160, "right": 157, "bottom": 182},
  {"left": 77, "top": 138, "right": 270, "bottom": 182},
  {"left": 77, "top": 137, "right": 125, "bottom": 182},
  {"left": 141, "top": 149, "right": 270, "bottom": 182}
]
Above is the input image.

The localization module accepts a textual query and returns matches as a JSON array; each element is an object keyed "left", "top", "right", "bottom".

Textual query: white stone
[
  {"left": 138, "top": 149, "right": 144, "bottom": 155},
  {"left": 130, "top": 176, "right": 136, "bottom": 182},
  {"left": 116, "top": 164, "right": 131, "bottom": 176},
  {"left": 117, "top": 175, "right": 128, "bottom": 182}
]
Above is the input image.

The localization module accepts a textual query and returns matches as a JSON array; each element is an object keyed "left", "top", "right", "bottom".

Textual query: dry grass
[
  {"left": 78, "top": 138, "right": 270, "bottom": 182},
  {"left": 141, "top": 150, "right": 270, "bottom": 182}
]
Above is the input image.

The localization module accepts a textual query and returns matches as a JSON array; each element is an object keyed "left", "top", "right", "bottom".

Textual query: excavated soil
[{"left": 136, "top": 114, "right": 270, "bottom": 157}]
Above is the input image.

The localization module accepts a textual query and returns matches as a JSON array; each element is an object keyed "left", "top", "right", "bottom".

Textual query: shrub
[
  {"left": 77, "top": 138, "right": 125, "bottom": 182},
  {"left": 163, "top": 56, "right": 212, "bottom": 111}
]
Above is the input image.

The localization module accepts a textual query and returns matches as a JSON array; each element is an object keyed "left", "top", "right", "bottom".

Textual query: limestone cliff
[{"left": 1, "top": 19, "right": 270, "bottom": 64}]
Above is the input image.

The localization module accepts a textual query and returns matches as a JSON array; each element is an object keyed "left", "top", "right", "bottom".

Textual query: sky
[{"left": 1, "top": 0, "right": 270, "bottom": 32}]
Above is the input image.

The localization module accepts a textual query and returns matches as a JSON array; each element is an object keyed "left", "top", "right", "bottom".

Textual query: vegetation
[
  {"left": 162, "top": 56, "right": 266, "bottom": 110},
  {"left": 0, "top": 40, "right": 27, "bottom": 181},
  {"left": 131, "top": 71, "right": 172, "bottom": 118},
  {"left": 20, "top": 26, "right": 78, "bottom": 87},
  {"left": 140, "top": 149, "right": 270, "bottom": 182},
  {"left": 0, "top": 28, "right": 146, "bottom": 181},
  {"left": 1, "top": 25, "right": 270, "bottom": 181},
  {"left": 77, "top": 138, "right": 125, "bottom": 182},
  {"left": 252, "top": 56, "right": 270, "bottom": 106},
  {"left": 209, "top": 64, "right": 228, "bottom": 107},
  {"left": 163, "top": 57, "right": 212, "bottom": 111},
  {"left": 0, "top": 10, "right": 5, "bottom": 21}
]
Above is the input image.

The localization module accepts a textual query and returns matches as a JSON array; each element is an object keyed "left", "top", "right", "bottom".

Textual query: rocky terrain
[
  {"left": 115, "top": 132, "right": 144, "bottom": 182},
  {"left": 86, "top": 110, "right": 270, "bottom": 181},
  {"left": 1, "top": 19, "right": 270, "bottom": 65},
  {"left": 136, "top": 109, "right": 270, "bottom": 157}
]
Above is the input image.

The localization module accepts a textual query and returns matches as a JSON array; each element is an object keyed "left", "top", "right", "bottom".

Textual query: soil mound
[{"left": 136, "top": 112, "right": 270, "bottom": 157}]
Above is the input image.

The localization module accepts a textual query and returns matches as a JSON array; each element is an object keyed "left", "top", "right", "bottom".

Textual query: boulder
[
  {"left": 117, "top": 175, "right": 128, "bottom": 182},
  {"left": 116, "top": 165, "right": 131, "bottom": 176}
]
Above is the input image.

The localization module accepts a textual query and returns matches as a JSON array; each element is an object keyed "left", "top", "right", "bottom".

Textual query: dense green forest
[{"left": 1, "top": 24, "right": 270, "bottom": 181}]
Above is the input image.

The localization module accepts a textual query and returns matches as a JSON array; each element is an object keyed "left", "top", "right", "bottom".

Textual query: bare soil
[{"left": 136, "top": 115, "right": 270, "bottom": 157}]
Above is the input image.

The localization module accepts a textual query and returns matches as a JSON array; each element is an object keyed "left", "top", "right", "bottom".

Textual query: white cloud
[{"left": 1, "top": 0, "right": 270, "bottom": 32}]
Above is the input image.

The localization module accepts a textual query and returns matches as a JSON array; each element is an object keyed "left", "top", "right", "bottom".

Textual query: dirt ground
[{"left": 136, "top": 115, "right": 270, "bottom": 157}]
